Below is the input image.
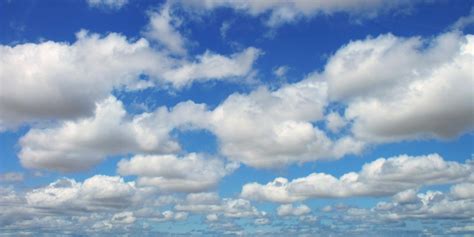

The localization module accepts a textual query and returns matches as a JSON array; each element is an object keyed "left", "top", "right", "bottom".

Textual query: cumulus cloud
[
  {"left": 324, "top": 32, "right": 474, "bottom": 142},
  {"left": 117, "top": 153, "right": 239, "bottom": 192},
  {"left": 241, "top": 154, "right": 473, "bottom": 202},
  {"left": 25, "top": 175, "right": 137, "bottom": 212},
  {"left": 176, "top": 0, "right": 422, "bottom": 26},
  {"left": 18, "top": 96, "right": 209, "bottom": 172},
  {"left": 17, "top": 70, "right": 364, "bottom": 172},
  {"left": 373, "top": 190, "right": 474, "bottom": 220},
  {"left": 325, "top": 112, "right": 347, "bottom": 133},
  {"left": 0, "top": 30, "right": 260, "bottom": 130},
  {"left": 207, "top": 75, "right": 364, "bottom": 168},
  {"left": 162, "top": 47, "right": 261, "bottom": 88},
  {"left": 0, "top": 30, "right": 167, "bottom": 130},
  {"left": 450, "top": 182, "right": 474, "bottom": 200},
  {"left": 144, "top": 5, "right": 187, "bottom": 55},
  {"left": 277, "top": 204, "right": 311, "bottom": 216},
  {"left": 0, "top": 175, "right": 188, "bottom": 235}
]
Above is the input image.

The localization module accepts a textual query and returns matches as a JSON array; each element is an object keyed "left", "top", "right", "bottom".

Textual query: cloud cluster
[
  {"left": 0, "top": 29, "right": 259, "bottom": 130},
  {"left": 0, "top": 175, "right": 194, "bottom": 235},
  {"left": 241, "top": 154, "right": 473, "bottom": 202},
  {"left": 175, "top": 192, "right": 266, "bottom": 219},
  {"left": 207, "top": 75, "right": 364, "bottom": 168},
  {"left": 19, "top": 96, "right": 209, "bottom": 171}
]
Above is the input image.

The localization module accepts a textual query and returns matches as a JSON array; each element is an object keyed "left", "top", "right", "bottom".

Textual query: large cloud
[
  {"left": 324, "top": 32, "right": 474, "bottom": 142},
  {"left": 117, "top": 153, "right": 239, "bottom": 192},
  {"left": 0, "top": 30, "right": 166, "bottom": 130},
  {"left": 18, "top": 96, "right": 209, "bottom": 172},
  {"left": 241, "top": 154, "right": 473, "bottom": 202},
  {"left": 207, "top": 75, "right": 364, "bottom": 168},
  {"left": 0, "top": 30, "right": 260, "bottom": 130},
  {"left": 18, "top": 74, "right": 363, "bottom": 171}
]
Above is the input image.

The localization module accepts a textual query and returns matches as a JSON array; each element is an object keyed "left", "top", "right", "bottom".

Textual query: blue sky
[{"left": 0, "top": 0, "right": 473, "bottom": 236}]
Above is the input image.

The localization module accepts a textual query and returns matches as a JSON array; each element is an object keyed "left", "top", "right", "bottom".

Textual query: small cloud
[
  {"left": 0, "top": 172, "right": 24, "bottom": 182},
  {"left": 273, "top": 65, "right": 289, "bottom": 78},
  {"left": 220, "top": 21, "right": 233, "bottom": 39},
  {"left": 86, "top": 0, "right": 128, "bottom": 10},
  {"left": 450, "top": 7, "right": 474, "bottom": 31}
]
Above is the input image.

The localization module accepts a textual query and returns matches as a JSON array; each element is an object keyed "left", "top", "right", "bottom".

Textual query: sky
[{"left": 0, "top": 0, "right": 473, "bottom": 236}]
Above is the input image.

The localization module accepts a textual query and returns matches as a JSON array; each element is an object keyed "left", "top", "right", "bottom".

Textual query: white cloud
[
  {"left": 0, "top": 30, "right": 168, "bottom": 130},
  {"left": 162, "top": 47, "right": 261, "bottom": 88},
  {"left": 86, "top": 0, "right": 128, "bottom": 10},
  {"left": 373, "top": 190, "right": 474, "bottom": 220},
  {"left": 144, "top": 5, "right": 187, "bottom": 55},
  {"left": 450, "top": 182, "right": 474, "bottom": 200},
  {"left": 277, "top": 204, "right": 310, "bottom": 216},
  {"left": 392, "top": 189, "right": 418, "bottom": 204},
  {"left": 207, "top": 75, "right": 364, "bottom": 168},
  {"left": 325, "top": 112, "right": 347, "bottom": 133},
  {"left": 0, "top": 30, "right": 260, "bottom": 130},
  {"left": 450, "top": 7, "right": 474, "bottom": 31},
  {"left": 206, "top": 213, "right": 219, "bottom": 222},
  {"left": 241, "top": 154, "right": 473, "bottom": 202},
  {"left": 117, "top": 153, "right": 239, "bottom": 192},
  {"left": 18, "top": 97, "right": 208, "bottom": 172},
  {"left": 273, "top": 65, "right": 289, "bottom": 78},
  {"left": 25, "top": 175, "right": 137, "bottom": 212},
  {"left": 176, "top": 0, "right": 421, "bottom": 26},
  {"left": 324, "top": 32, "right": 474, "bottom": 142}
]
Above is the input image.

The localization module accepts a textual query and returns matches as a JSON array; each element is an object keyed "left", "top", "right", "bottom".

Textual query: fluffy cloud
[
  {"left": 144, "top": 5, "right": 187, "bottom": 55},
  {"left": 25, "top": 175, "right": 137, "bottom": 212},
  {"left": 18, "top": 96, "right": 209, "bottom": 171},
  {"left": 373, "top": 190, "right": 474, "bottom": 220},
  {"left": 450, "top": 182, "right": 474, "bottom": 200},
  {"left": 117, "top": 153, "right": 239, "bottom": 192},
  {"left": 0, "top": 175, "right": 187, "bottom": 235},
  {"left": 277, "top": 204, "right": 311, "bottom": 216},
  {"left": 18, "top": 71, "right": 364, "bottom": 172},
  {"left": 176, "top": 0, "right": 421, "bottom": 26},
  {"left": 207, "top": 75, "right": 364, "bottom": 168},
  {"left": 0, "top": 30, "right": 167, "bottom": 130},
  {"left": 0, "top": 30, "right": 260, "bottom": 130},
  {"left": 325, "top": 112, "right": 347, "bottom": 133},
  {"left": 241, "top": 154, "right": 473, "bottom": 202},
  {"left": 162, "top": 47, "right": 261, "bottom": 88},
  {"left": 324, "top": 32, "right": 474, "bottom": 142}
]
